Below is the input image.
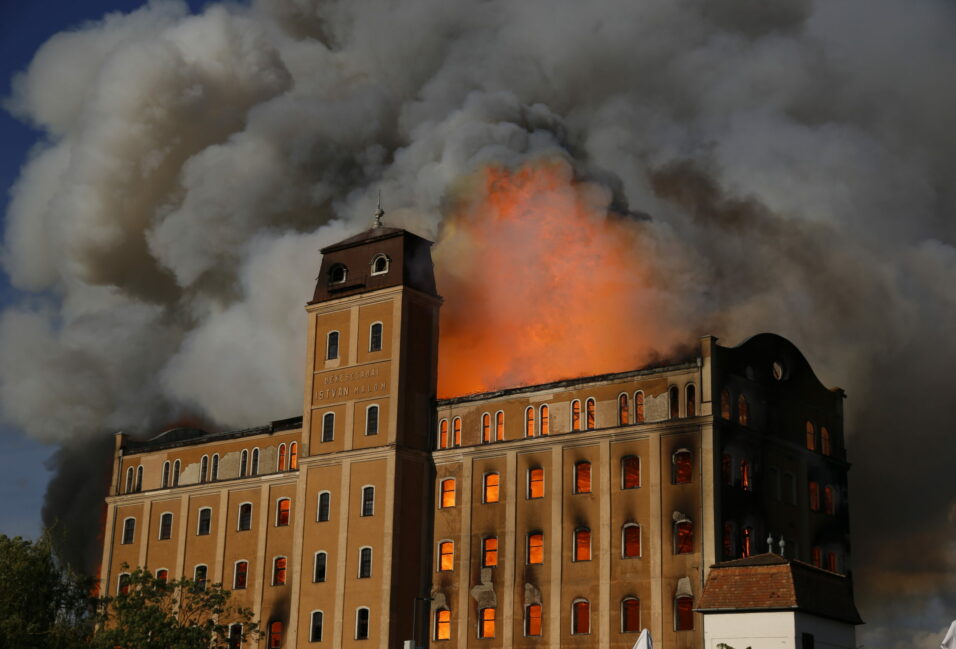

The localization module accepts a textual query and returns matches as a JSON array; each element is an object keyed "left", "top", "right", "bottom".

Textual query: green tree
[
  {"left": 0, "top": 532, "right": 96, "bottom": 649},
  {"left": 91, "top": 566, "right": 259, "bottom": 649}
]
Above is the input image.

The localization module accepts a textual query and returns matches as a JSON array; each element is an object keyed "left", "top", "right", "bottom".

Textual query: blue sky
[{"left": 0, "top": 0, "right": 206, "bottom": 539}]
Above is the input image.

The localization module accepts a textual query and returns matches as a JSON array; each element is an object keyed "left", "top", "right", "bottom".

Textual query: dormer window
[
  {"left": 370, "top": 254, "right": 389, "bottom": 276},
  {"left": 329, "top": 264, "right": 348, "bottom": 284}
]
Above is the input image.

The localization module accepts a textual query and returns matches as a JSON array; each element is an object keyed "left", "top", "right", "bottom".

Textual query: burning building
[{"left": 99, "top": 214, "right": 854, "bottom": 648}]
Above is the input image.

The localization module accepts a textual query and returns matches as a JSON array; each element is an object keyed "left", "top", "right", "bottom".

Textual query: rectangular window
[
  {"left": 314, "top": 552, "right": 327, "bottom": 582},
  {"left": 528, "top": 468, "right": 544, "bottom": 499},
  {"left": 234, "top": 561, "right": 248, "bottom": 589},
  {"left": 322, "top": 413, "right": 334, "bottom": 442},
  {"left": 122, "top": 518, "right": 135, "bottom": 544},
  {"left": 317, "top": 493, "right": 331, "bottom": 522},
  {"left": 435, "top": 609, "right": 451, "bottom": 641},
  {"left": 327, "top": 331, "right": 339, "bottom": 360},
  {"left": 273, "top": 557, "right": 287, "bottom": 586},
  {"left": 482, "top": 537, "right": 498, "bottom": 567},
  {"left": 479, "top": 608, "right": 495, "bottom": 638},
  {"left": 483, "top": 473, "right": 500, "bottom": 503},
  {"left": 622, "top": 456, "right": 640, "bottom": 489},
  {"left": 527, "top": 532, "right": 544, "bottom": 565},
  {"left": 675, "top": 596, "right": 694, "bottom": 631},
  {"left": 438, "top": 541, "right": 454, "bottom": 572},
  {"left": 195, "top": 565, "right": 207, "bottom": 591},
  {"left": 574, "top": 462, "right": 592, "bottom": 494},
  {"left": 809, "top": 481, "right": 821, "bottom": 511},
  {"left": 574, "top": 529, "right": 591, "bottom": 561},
  {"left": 311, "top": 611, "right": 324, "bottom": 642},
  {"left": 159, "top": 513, "right": 173, "bottom": 540},
  {"left": 440, "top": 479, "right": 456, "bottom": 508},
  {"left": 361, "top": 486, "right": 375, "bottom": 517},
  {"left": 366, "top": 406, "right": 379, "bottom": 436},
  {"left": 276, "top": 499, "right": 291, "bottom": 526},
  {"left": 197, "top": 508, "right": 212, "bottom": 536},
  {"left": 525, "top": 604, "right": 542, "bottom": 637}
]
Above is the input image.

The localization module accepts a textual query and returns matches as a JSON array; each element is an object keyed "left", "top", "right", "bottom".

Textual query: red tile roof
[{"left": 697, "top": 553, "right": 863, "bottom": 625}]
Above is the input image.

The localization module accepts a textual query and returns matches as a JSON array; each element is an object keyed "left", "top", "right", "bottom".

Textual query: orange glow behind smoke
[{"left": 435, "top": 158, "right": 686, "bottom": 398}]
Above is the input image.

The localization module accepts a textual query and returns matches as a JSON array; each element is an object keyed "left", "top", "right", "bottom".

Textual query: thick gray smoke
[{"left": 3, "top": 0, "right": 955, "bottom": 644}]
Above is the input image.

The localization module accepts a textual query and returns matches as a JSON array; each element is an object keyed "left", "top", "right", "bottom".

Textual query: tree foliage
[
  {"left": 91, "top": 566, "right": 259, "bottom": 649},
  {"left": 0, "top": 532, "right": 96, "bottom": 649}
]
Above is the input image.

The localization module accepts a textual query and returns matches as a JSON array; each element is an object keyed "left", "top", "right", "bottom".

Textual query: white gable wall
[
  {"left": 704, "top": 611, "right": 796, "bottom": 649},
  {"left": 794, "top": 611, "right": 857, "bottom": 649}
]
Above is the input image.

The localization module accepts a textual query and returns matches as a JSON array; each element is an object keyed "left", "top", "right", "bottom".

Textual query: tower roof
[{"left": 696, "top": 553, "right": 863, "bottom": 625}]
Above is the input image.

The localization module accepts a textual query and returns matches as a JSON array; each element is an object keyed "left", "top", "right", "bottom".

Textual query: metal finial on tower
[
  {"left": 373, "top": 191, "right": 384, "bottom": 229},
  {"left": 767, "top": 533, "right": 774, "bottom": 552}
]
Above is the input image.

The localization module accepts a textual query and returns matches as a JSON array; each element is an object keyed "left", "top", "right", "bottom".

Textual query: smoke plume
[{"left": 3, "top": 0, "right": 955, "bottom": 645}]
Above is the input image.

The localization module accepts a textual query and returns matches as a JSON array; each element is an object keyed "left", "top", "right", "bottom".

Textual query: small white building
[{"left": 697, "top": 553, "right": 862, "bottom": 649}]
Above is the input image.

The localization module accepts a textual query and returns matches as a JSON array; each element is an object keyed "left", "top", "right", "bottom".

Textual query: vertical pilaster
[
  {"left": 502, "top": 451, "right": 517, "bottom": 647},
  {"left": 287, "top": 468, "right": 310, "bottom": 646},
  {"left": 138, "top": 500, "right": 152, "bottom": 568},
  {"left": 456, "top": 456, "right": 473, "bottom": 647},
  {"left": 649, "top": 432, "right": 663, "bottom": 641},
  {"left": 599, "top": 439, "right": 611, "bottom": 646},
  {"left": 333, "top": 459, "right": 353, "bottom": 649},
  {"left": 548, "top": 446, "right": 563, "bottom": 649},
  {"left": 213, "top": 491, "right": 228, "bottom": 583},
  {"left": 378, "top": 452, "right": 397, "bottom": 647},
  {"left": 252, "top": 483, "right": 270, "bottom": 623}
]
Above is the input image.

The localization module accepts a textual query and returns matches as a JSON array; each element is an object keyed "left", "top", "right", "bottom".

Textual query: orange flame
[{"left": 435, "top": 157, "right": 687, "bottom": 398}]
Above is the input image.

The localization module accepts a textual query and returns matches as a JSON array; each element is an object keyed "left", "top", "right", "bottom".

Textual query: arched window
[
  {"left": 361, "top": 486, "right": 375, "bottom": 517},
  {"left": 439, "top": 478, "right": 456, "bottom": 508},
  {"left": 369, "top": 322, "right": 383, "bottom": 352},
  {"left": 525, "top": 407, "right": 535, "bottom": 438},
  {"left": 568, "top": 399, "right": 582, "bottom": 432},
  {"left": 453, "top": 417, "right": 461, "bottom": 446},
  {"left": 821, "top": 427, "right": 831, "bottom": 456},
  {"left": 269, "top": 620, "right": 282, "bottom": 649},
  {"left": 355, "top": 608, "right": 370, "bottom": 640},
  {"left": 634, "top": 391, "right": 645, "bottom": 423},
  {"left": 824, "top": 485, "right": 836, "bottom": 515},
  {"left": 438, "top": 419, "right": 449, "bottom": 449},
  {"left": 156, "top": 569, "right": 168, "bottom": 584},
  {"left": 525, "top": 603, "right": 542, "bottom": 636},
  {"left": 117, "top": 573, "right": 130, "bottom": 595},
  {"left": 809, "top": 481, "right": 821, "bottom": 511},
  {"left": 720, "top": 388, "right": 731, "bottom": 420},
  {"left": 194, "top": 565, "right": 208, "bottom": 591},
  {"left": 435, "top": 608, "right": 451, "bottom": 641},
  {"left": 276, "top": 498, "right": 291, "bottom": 527},
  {"left": 669, "top": 385, "right": 680, "bottom": 419},
  {"left": 675, "top": 595, "right": 694, "bottom": 631},
  {"left": 172, "top": 459, "right": 180, "bottom": 487},
  {"left": 125, "top": 467, "right": 133, "bottom": 494},
  {"left": 686, "top": 384, "right": 696, "bottom": 416},
  {"left": 278, "top": 444, "right": 287, "bottom": 471},
  {"left": 135, "top": 466, "right": 143, "bottom": 492},
  {"left": 329, "top": 264, "right": 347, "bottom": 284},
  {"left": 482, "top": 537, "right": 498, "bottom": 567},
  {"left": 572, "top": 600, "right": 590, "bottom": 634},
  {"left": 574, "top": 461, "right": 592, "bottom": 494},
  {"left": 481, "top": 413, "right": 491, "bottom": 443},
  {"left": 251, "top": 448, "right": 260, "bottom": 476},
  {"left": 540, "top": 405, "right": 549, "bottom": 435},
  {"left": 438, "top": 541, "right": 454, "bottom": 572},
  {"left": 674, "top": 519, "right": 694, "bottom": 554},
  {"left": 742, "top": 527, "right": 753, "bottom": 558},
  {"left": 314, "top": 551, "right": 327, "bottom": 582},
  {"left": 240, "top": 450, "right": 248, "bottom": 477},
  {"left": 311, "top": 611, "right": 325, "bottom": 642},
  {"left": 574, "top": 528, "right": 591, "bottom": 561},
  {"left": 200, "top": 455, "right": 209, "bottom": 483},
  {"left": 621, "top": 455, "right": 640, "bottom": 489},
  {"left": 234, "top": 561, "right": 248, "bottom": 589},
  {"left": 326, "top": 331, "right": 339, "bottom": 360},
  {"left": 483, "top": 473, "right": 500, "bottom": 503},
  {"left": 622, "top": 523, "right": 641, "bottom": 558},
  {"left": 162, "top": 461, "right": 170, "bottom": 488},
  {"left": 272, "top": 556, "right": 287, "bottom": 585},
  {"left": 740, "top": 460, "right": 751, "bottom": 491},
  {"left": 478, "top": 607, "right": 495, "bottom": 638},
  {"left": 322, "top": 413, "right": 334, "bottom": 442},
  {"left": 527, "top": 532, "right": 544, "bottom": 565},
  {"left": 722, "top": 521, "right": 736, "bottom": 559},
  {"left": 586, "top": 398, "right": 596, "bottom": 430},
  {"left": 211, "top": 454, "right": 219, "bottom": 481},
  {"left": 806, "top": 421, "right": 817, "bottom": 451},
  {"left": 621, "top": 597, "right": 641, "bottom": 633},
  {"left": 358, "top": 547, "right": 372, "bottom": 578},
  {"left": 619, "top": 394, "right": 629, "bottom": 425},
  {"left": 238, "top": 503, "right": 253, "bottom": 531},
  {"left": 812, "top": 547, "right": 823, "bottom": 567},
  {"left": 528, "top": 468, "right": 544, "bottom": 499},
  {"left": 737, "top": 395, "right": 749, "bottom": 426},
  {"left": 122, "top": 517, "right": 135, "bottom": 544},
  {"left": 495, "top": 411, "right": 504, "bottom": 441},
  {"left": 366, "top": 405, "right": 379, "bottom": 436},
  {"left": 317, "top": 492, "right": 331, "bottom": 522},
  {"left": 825, "top": 551, "right": 838, "bottom": 572},
  {"left": 673, "top": 449, "right": 693, "bottom": 484},
  {"left": 197, "top": 507, "right": 212, "bottom": 536},
  {"left": 371, "top": 254, "right": 389, "bottom": 275},
  {"left": 159, "top": 512, "right": 173, "bottom": 540},
  {"left": 289, "top": 442, "right": 298, "bottom": 470}
]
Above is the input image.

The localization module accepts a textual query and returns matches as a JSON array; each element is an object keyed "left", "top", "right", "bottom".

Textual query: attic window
[
  {"left": 329, "top": 264, "right": 348, "bottom": 284},
  {"left": 370, "top": 254, "right": 389, "bottom": 276}
]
